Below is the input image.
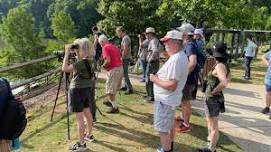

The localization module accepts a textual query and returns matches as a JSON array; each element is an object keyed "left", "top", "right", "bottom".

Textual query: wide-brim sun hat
[
  {"left": 177, "top": 23, "right": 195, "bottom": 35},
  {"left": 211, "top": 42, "right": 229, "bottom": 59},
  {"left": 145, "top": 27, "right": 155, "bottom": 34},
  {"left": 160, "top": 30, "right": 183, "bottom": 42}
]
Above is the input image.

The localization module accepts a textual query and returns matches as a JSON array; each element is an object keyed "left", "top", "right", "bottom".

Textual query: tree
[
  {"left": 20, "top": 0, "right": 54, "bottom": 37},
  {"left": 51, "top": 10, "right": 75, "bottom": 43},
  {"left": 157, "top": 0, "right": 268, "bottom": 29},
  {"left": 97, "top": 0, "right": 166, "bottom": 35},
  {"left": 0, "top": 7, "right": 46, "bottom": 79},
  {"left": 47, "top": 0, "right": 101, "bottom": 37}
]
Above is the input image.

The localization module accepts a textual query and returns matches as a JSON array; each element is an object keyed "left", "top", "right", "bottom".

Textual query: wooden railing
[{"left": 0, "top": 55, "right": 59, "bottom": 90}]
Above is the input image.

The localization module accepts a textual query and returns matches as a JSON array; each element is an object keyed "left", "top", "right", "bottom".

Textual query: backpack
[
  {"left": 0, "top": 78, "right": 27, "bottom": 140},
  {"left": 193, "top": 41, "right": 207, "bottom": 73}
]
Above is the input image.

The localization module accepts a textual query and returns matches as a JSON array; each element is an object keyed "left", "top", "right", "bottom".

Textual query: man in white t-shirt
[{"left": 150, "top": 30, "right": 189, "bottom": 152}]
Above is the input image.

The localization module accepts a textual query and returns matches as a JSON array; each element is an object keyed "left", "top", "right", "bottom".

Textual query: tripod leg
[
  {"left": 64, "top": 73, "right": 71, "bottom": 140},
  {"left": 50, "top": 72, "right": 63, "bottom": 121}
]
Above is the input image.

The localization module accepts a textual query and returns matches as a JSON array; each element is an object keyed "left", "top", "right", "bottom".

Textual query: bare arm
[
  {"left": 62, "top": 45, "right": 74, "bottom": 73},
  {"left": 188, "top": 55, "right": 197, "bottom": 73},
  {"left": 122, "top": 42, "right": 129, "bottom": 57},
  {"left": 150, "top": 74, "right": 177, "bottom": 91},
  {"left": 211, "top": 63, "right": 229, "bottom": 95},
  {"left": 262, "top": 54, "right": 269, "bottom": 66},
  {"left": 102, "top": 56, "right": 111, "bottom": 69}
]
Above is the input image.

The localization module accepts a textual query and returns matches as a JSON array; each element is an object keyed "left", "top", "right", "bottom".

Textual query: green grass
[{"left": 20, "top": 83, "right": 243, "bottom": 152}]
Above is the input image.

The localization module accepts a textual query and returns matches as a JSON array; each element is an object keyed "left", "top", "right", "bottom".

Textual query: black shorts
[
  {"left": 69, "top": 87, "right": 95, "bottom": 112},
  {"left": 204, "top": 97, "right": 220, "bottom": 117},
  {"left": 182, "top": 84, "right": 196, "bottom": 101}
]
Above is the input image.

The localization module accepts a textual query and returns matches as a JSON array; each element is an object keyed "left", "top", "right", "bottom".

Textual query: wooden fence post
[
  {"left": 255, "top": 33, "right": 261, "bottom": 58},
  {"left": 230, "top": 33, "right": 236, "bottom": 62},
  {"left": 234, "top": 32, "right": 241, "bottom": 60},
  {"left": 222, "top": 32, "right": 226, "bottom": 43}
]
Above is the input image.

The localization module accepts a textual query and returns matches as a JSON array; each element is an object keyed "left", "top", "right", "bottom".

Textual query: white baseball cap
[
  {"left": 160, "top": 30, "right": 183, "bottom": 42},
  {"left": 177, "top": 23, "right": 195, "bottom": 35},
  {"left": 145, "top": 27, "right": 155, "bottom": 34},
  {"left": 194, "top": 28, "right": 204, "bottom": 37}
]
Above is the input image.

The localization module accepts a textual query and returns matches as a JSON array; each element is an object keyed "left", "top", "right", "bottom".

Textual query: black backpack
[{"left": 0, "top": 78, "right": 27, "bottom": 140}]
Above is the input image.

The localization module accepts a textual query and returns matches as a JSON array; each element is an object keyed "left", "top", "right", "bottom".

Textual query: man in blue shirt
[{"left": 176, "top": 23, "right": 197, "bottom": 133}]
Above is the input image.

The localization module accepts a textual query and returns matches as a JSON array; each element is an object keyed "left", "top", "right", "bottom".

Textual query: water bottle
[{"left": 11, "top": 138, "right": 20, "bottom": 150}]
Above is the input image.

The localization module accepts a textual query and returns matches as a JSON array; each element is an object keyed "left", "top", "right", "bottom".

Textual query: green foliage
[
  {"left": 47, "top": 0, "right": 101, "bottom": 37},
  {"left": 97, "top": 0, "right": 166, "bottom": 35},
  {"left": 20, "top": 0, "right": 53, "bottom": 37},
  {"left": 51, "top": 10, "right": 75, "bottom": 43},
  {"left": 0, "top": 7, "right": 46, "bottom": 79}
]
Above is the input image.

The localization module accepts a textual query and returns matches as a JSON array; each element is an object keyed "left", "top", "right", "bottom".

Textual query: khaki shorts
[{"left": 106, "top": 66, "right": 123, "bottom": 95}]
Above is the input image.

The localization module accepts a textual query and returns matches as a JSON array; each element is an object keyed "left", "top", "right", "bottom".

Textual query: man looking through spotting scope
[
  {"left": 62, "top": 38, "right": 96, "bottom": 152},
  {"left": 98, "top": 34, "right": 123, "bottom": 114}
]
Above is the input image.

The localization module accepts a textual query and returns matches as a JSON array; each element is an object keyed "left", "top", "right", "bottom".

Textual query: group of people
[
  {"left": 148, "top": 24, "right": 230, "bottom": 152},
  {"left": 0, "top": 22, "right": 232, "bottom": 152},
  {"left": 61, "top": 22, "right": 232, "bottom": 152}
]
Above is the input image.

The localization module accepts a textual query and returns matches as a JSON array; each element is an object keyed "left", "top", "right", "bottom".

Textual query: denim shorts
[{"left": 266, "top": 84, "right": 271, "bottom": 92}]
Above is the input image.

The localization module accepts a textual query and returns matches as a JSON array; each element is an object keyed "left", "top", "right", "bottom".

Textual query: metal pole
[
  {"left": 50, "top": 72, "right": 63, "bottom": 121},
  {"left": 64, "top": 73, "right": 70, "bottom": 140}
]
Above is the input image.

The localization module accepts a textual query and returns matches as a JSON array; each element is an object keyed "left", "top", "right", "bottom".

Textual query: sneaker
[
  {"left": 69, "top": 142, "right": 87, "bottom": 152},
  {"left": 244, "top": 76, "right": 250, "bottom": 80},
  {"left": 124, "top": 90, "right": 133, "bottom": 95},
  {"left": 156, "top": 145, "right": 164, "bottom": 152},
  {"left": 84, "top": 134, "right": 95, "bottom": 142},
  {"left": 144, "top": 96, "right": 154, "bottom": 102},
  {"left": 107, "top": 107, "right": 119, "bottom": 114},
  {"left": 261, "top": 107, "right": 270, "bottom": 114},
  {"left": 175, "top": 124, "right": 191, "bottom": 133},
  {"left": 198, "top": 148, "right": 216, "bottom": 152},
  {"left": 120, "top": 87, "right": 127, "bottom": 91},
  {"left": 103, "top": 100, "right": 112, "bottom": 107},
  {"left": 175, "top": 116, "right": 184, "bottom": 122}
]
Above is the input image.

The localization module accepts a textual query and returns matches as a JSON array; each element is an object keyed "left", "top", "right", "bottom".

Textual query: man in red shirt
[{"left": 98, "top": 34, "right": 123, "bottom": 113}]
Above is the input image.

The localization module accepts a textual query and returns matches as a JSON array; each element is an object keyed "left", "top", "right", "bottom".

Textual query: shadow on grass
[
  {"left": 21, "top": 114, "right": 67, "bottom": 143},
  {"left": 95, "top": 122, "right": 196, "bottom": 152}
]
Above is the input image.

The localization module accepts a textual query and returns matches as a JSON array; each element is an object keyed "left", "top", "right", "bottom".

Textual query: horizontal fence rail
[
  {"left": 0, "top": 55, "right": 56, "bottom": 73},
  {"left": 10, "top": 67, "right": 61, "bottom": 89}
]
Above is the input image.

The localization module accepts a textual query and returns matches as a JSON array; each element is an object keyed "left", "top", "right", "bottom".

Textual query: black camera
[
  {"left": 70, "top": 44, "right": 79, "bottom": 50},
  {"left": 53, "top": 51, "right": 76, "bottom": 62},
  {"left": 53, "top": 44, "right": 79, "bottom": 61}
]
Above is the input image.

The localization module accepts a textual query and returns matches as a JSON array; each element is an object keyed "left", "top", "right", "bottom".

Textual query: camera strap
[{"left": 83, "top": 59, "right": 96, "bottom": 80}]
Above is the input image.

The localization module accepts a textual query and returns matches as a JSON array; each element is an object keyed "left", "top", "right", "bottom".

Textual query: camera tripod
[{"left": 50, "top": 71, "right": 71, "bottom": 139}]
